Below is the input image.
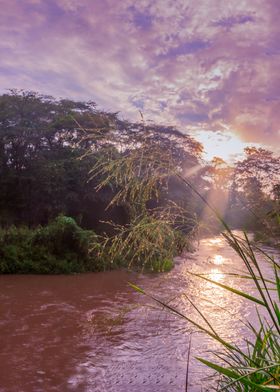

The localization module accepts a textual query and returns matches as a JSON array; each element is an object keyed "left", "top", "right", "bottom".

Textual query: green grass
[
  {"left": 130, "top": 176, "right": 280, "bottom": 391},
  {"left": 94, "top": 204, "right": 196, "bottom": 272},
  {"left": 0, "top": 214, "right": 183, "bottom": 274}
]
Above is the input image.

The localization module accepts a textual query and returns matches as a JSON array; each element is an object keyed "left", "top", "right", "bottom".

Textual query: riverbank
[
  {"left": 254, "top": 230, "right": 280, "bottom": 249},
  {"left": 0, "top": 215, "right": 181, "bottom": 274}
]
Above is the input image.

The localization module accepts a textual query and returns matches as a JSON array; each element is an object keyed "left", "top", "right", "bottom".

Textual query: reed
[
  {"left": 94, "top": 203, "right": 197, "bottom": 271},
  {"left": 130, "top": 180, "right": 280, "bottom": 391}
]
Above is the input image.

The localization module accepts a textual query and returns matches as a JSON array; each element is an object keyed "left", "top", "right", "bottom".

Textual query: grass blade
[{"left": 188, "top": 272, "right": 266, "bottom": 306}]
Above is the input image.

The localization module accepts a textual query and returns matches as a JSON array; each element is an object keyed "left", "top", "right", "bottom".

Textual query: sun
[{"left": 194, "top": 130, "right": 250, "bottom": 163}]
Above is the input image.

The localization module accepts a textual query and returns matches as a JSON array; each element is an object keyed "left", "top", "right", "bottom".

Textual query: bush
[
  {"left": 0, "top": 214, "right": 191, "bottom": 274},
  {"left": 0, "top": 216, "right": 101, "bottom": 274}
]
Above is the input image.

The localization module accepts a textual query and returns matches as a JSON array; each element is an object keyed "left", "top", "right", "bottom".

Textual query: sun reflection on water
[
  {"left": 213, "top": 254, "right": 224, "bottom": 265},
  {"left": 208, "top": 268, "right": 224, "bottom": 282},
  {"left": 207, "top": 238, "right": 223, "bottom": 246}
]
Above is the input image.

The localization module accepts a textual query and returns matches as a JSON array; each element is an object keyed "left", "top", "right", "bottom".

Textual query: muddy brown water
[{"left": 0, "top": 233, "right": 279, "bottom": 392}]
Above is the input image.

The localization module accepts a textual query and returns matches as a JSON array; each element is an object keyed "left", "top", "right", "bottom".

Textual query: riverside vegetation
[
  {"left": 127, "top": 151, "right": 280, "bottom": 390},
  {"left": 0, "top": 89, "right": 203, "bottom": 273},
  {"left": 0, "top": 215, "right": 100, "bottom": 274},
  {"left": 1, "top": 90, "right": 280, "bottom": 273},
  {"left": 0, "top": 89, "right": 279, "bottom": 390},
  {"left": 131, "top": 200, "right": 280, "bottom": 390}
]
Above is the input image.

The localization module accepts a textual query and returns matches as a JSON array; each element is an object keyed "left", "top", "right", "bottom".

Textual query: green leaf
[
  {"left": 189, "top": 272, "right": 266, "bottom": 306},
  {"left": 273, "top": 301, "right": 280, "bottom": 325},
  {"left": 275, "top": 265, "right": 280, "bottom": 302},
  {"left": 128, "top": 282, "right": 145, "bottom": 295},
  {"left": 196, "top": 358, "right": 274, "bottom": 391}
]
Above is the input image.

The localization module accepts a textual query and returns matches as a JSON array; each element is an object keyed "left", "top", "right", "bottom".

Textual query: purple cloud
[
  {"left": 0, "top": 0, "right": 279, "bottom": 150},
  {"left": 159, "top": 40, "right": 210, "bottom": 58},
  {"left": 213, "top": 14, "right": 255, "bottom": 29},
  {"left": 128, "top": 7, "right": 154, "bottom": 30}
]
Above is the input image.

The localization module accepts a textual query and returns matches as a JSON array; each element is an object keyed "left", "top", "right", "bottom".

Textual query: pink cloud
[{"left": 0, "top": 0, "right": 279, "bottom": 148}]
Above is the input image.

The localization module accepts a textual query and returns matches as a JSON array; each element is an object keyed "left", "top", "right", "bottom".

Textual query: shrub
[{"left": 0, "top": 216, "right": 101, "bottom": 274}]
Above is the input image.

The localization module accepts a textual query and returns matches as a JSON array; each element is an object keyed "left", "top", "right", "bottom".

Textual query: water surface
[{"left": 0, "top": 233, "right": 278, "bottom": 391}]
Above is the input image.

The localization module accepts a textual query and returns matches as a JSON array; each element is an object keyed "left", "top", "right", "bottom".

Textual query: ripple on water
[{"left": 0, "top": 232, "right": 279, "bottom": 391}]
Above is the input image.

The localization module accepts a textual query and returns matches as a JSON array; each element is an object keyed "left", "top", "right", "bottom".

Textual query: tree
[
  {"left": 0, "top": 90, "right": 120, "bottom": 228},
  {"left": 234, "top": 147, "right": 280, "bottom": 197},
  {"left": 0, "top": 90, "right": 204, "bottom": 239},
  {"left": 227, "top": 147, "right": 280, "bottom": 231}
]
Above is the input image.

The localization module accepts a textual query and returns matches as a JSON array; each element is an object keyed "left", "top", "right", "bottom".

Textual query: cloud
[
  {"left": 0, "top": 0, "right": 279, "bottom": 148},
  {"left": 212, "top": 14, "right": 255, "bottom": 29}
]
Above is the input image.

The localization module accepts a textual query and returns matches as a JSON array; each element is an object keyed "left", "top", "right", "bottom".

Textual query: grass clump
[
  {"left": 151, "top": 258, "right": 173, "bottom": 272},
  {"left": 131, "top": 230, "right": 280, "bottom": 390},
  {"left": 130, "top": 176, "right": 280, "bottom": 390},
  {"left": 82, "top": 116, "right": 201, "bottom": 272},
  {"left": 95, "top": 205, "right": 196, "bottom": 272},
  {"left": 194, "top": 230, "right": 280, "bottom": 391}
]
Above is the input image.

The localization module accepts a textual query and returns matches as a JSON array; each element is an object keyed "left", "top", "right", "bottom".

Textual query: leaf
[
  {"left": 128, "top": 282, "right": 145, "bottom": 295},
  {"left": 196, "top": 358, "right": 274, "bottom": 391},
  {"left": 189, "top": 272, "right": 266, "bottom": 306}
]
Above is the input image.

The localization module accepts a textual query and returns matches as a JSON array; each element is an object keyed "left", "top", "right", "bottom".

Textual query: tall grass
[
  {"left": 130, "top": 177, "right": 280, "bottom": 391},
  {"left": 194, "top": 230, "right": 280, "bottom": 391},
  {"left": 85, "top": 115, "right": 279, "bottom": 388},
  {"left": 85, "top": 123, "right": 199, "bottom": 271},
  {"left": 95, "top": 202, "right": 197, "bottom": 271}
]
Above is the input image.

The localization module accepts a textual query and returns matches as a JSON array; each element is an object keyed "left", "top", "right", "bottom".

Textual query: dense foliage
[
  {"left": 0, "top": 90, "right": 204, "bottom": 272},
  {"left": 0, "top": 89, "right": 279, "bottom": 273},
  {"left": 0, "top": 215, "right": 102, "bottom": 273},
  {"left": 0, "top": 90, "right": 203, "bottom": 230},
  {"left": 0, "top": 89, "right": 130, "bottom": 230}
]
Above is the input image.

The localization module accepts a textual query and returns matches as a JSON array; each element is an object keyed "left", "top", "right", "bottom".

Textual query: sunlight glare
[
  {"left": 213, "top": 255, "right": 224, "bottom": 265},
  {"left": 194, "top": 130, "right": 249, "bottom": 162},
  {"left": 209, "top": 268, "right": 224, "bottom": 282},
  {"left": 208, "top": 238, "right": 223, "bottom": 245}
]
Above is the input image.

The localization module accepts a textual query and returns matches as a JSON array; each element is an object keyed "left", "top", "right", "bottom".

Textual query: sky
[{"left": 0, "top": 0, "right": 279, "bottom": 161}]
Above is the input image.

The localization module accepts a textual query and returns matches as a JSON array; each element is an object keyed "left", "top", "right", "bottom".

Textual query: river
[{"left": 0, "top": 233, "right": 278, "bottom": 392}]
